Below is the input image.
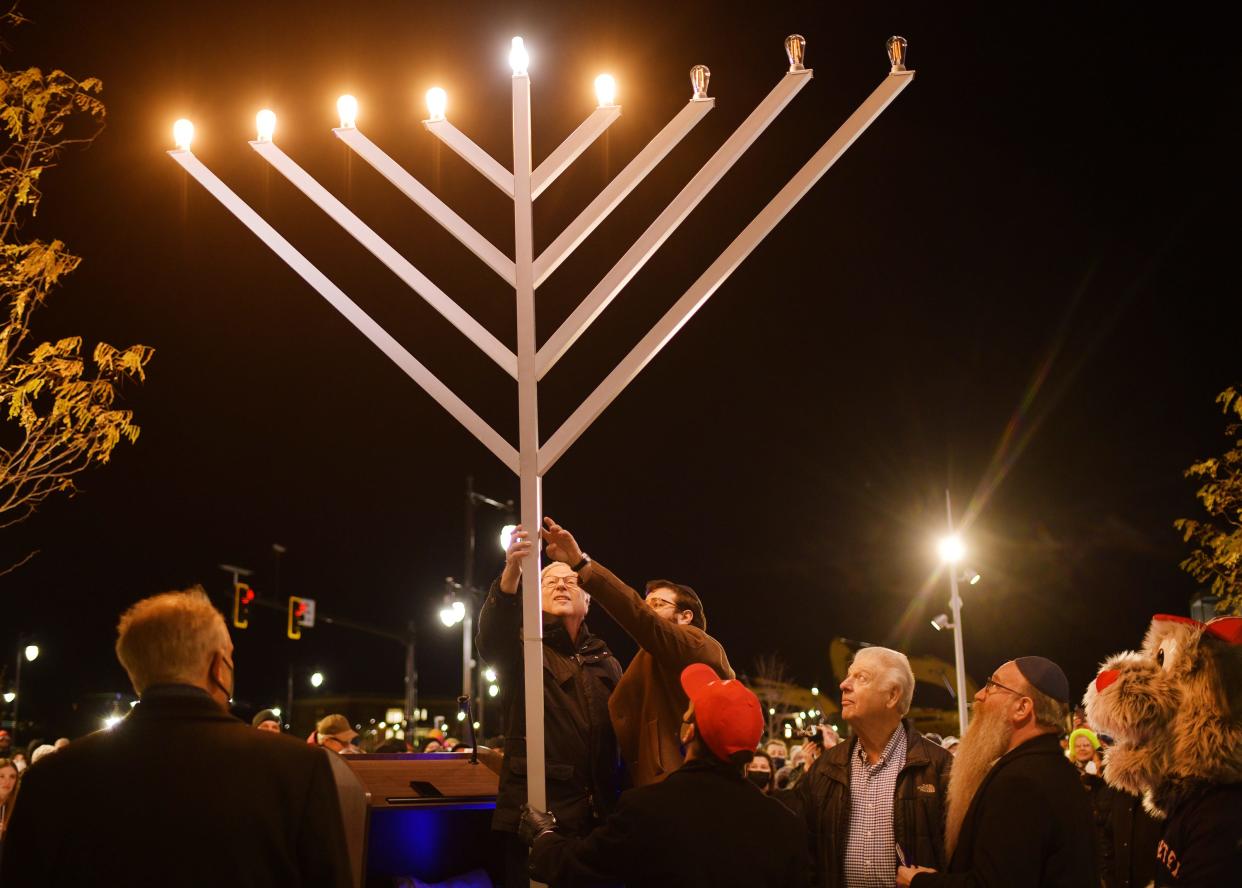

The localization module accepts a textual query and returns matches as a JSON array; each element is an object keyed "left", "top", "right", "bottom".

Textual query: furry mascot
[{"left": 1084, "top": 613, "right": 1242, "bottom": 885}]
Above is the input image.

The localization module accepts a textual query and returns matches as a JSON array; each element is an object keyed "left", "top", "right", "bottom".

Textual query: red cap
[{"left": 680, "top": 663, "right": 763, "bottom": 762}]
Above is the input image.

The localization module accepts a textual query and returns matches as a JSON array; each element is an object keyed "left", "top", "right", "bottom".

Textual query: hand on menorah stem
[{"left": 541, "top": 517, "right": 583, "bottom": 567}]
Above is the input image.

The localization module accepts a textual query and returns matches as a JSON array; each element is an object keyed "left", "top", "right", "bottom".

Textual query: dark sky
[{"left": 2, "top": 2, "right": 1235, "bottom": 737}]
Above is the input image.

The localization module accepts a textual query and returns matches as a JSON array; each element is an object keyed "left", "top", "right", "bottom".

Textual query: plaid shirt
[{"left": 842, "top": 725, "right": 908, "bottom": 888}]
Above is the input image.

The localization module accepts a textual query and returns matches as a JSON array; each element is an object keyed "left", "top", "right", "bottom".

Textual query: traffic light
[
  {"left": 233, "top": 583, "right": 255, "bottom": 629},
  {"left": 288, "top": 596, "right": 315, "bottom": 639}
]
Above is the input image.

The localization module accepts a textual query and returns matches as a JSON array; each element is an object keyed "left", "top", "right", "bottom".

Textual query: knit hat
[
  {"left": 1068, "top": 727, "right": 1100, "bottom": 752},
  {"left": 251, "top": 709, "right": 281, "bottom": 729},
  {"left": 680, "top": 663, "right": 763, "bottom": 762},
  {"left": 315, "top": 713, "right": 358, "bottom": 743},
  {"left": 1014, "top": 656, "right": 1070, "bottom": 703}
]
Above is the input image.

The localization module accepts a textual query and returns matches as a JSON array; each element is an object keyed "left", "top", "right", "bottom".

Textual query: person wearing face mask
[
  {"left": 519, "top": 664, "right": 811, "bottom": 887},
  {"left": 0, "top": 587, "right": 352, "bottom": 887},
  {"left": 747, "top": 750, "right": 776, "bottom": 793}
]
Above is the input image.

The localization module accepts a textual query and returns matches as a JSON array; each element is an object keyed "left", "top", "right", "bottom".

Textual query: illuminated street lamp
[
  {"left": 13, "top": 637, "right": 40, "bottom": 733},
  {"left": 937, "top": 490, "right": 982, "bottom": 733},
  {"left": 3, "top": 692, "right": 14, "bottom": 704},
  {"left": 309, "top": 671, "right": 325, "bottom": 689}
]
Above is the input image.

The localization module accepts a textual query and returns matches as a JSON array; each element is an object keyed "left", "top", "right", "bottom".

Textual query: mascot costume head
[{"left": 1084, "top": 613, "right": 1242, "bottom": 817}]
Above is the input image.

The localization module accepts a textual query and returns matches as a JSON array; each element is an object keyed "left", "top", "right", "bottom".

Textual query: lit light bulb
[
  {"left": 103, "top": 715, "right": 123, "bottom": 730},
  {"left": 456, "top": 710, "right": 466, "bottom": 722},
  {"left": 173, "top": 118, "right": 195, "bottom": 151},
  {"left": 271, "top": 707, "right": 281, "bottom": 717},
  {"left": 594, "top": 73, "right": 617, "bottom": 107},
  {"left": 509, "top": 36, "right": 529, "bottom": 76},
  {"left": 310, "top": 671, "right": 324, "bottom": 688},
  {"left": 784, "top": 34, "right": 806, "bottom": 72},
  {"left": 337, "top": 94, "right": 358, "bottom": 128},
  {"left": 484, "top": 668, "right": 497, "bottom": 683},
  {"left": 255, "top": 109, "right": 276, "bottom": 142},
  {"left": 886, "top": 35, "right": 909, "bottom": 72},
  {"left": 689, "top": 64, "right": 710, "bottom": 100},
  {"left": 811, "top": 686, "right": 819, "bottom": 696},
  {"left": 937, "top": 535, "right": 965, "bottom": 564},
  {"left": 488, "top": 684, "right": 500, "bottom": 697},
  {"left": 499, "top": 524, "right": 518, "bottom": 552},
  {"left": 24, "top": 645, "right": 39, "bottom": 662},
  {"left": 3, "top": 692, "right": 14, "bottom": 704},
  {"left": 425, "top": 87, "right": 447, "bottom": 121}
]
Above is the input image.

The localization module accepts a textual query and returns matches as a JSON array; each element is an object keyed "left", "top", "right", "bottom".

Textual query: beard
[{"left": 945, "top": 703, "right": 1014, "bottom": 857}]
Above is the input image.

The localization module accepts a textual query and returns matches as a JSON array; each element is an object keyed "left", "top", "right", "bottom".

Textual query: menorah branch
[
  {"left": 424, "top": 118, "right": 515, "bottom": 196},
  {"left": 530, "top": 105, "right": 622, "bottom": 199}
]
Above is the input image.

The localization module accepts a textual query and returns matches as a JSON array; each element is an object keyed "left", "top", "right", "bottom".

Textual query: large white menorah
[{"left": 168, "top": 33, "right": 913, "bottom": 819}]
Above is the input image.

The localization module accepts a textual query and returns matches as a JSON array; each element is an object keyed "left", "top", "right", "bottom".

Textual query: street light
[
  {"left": 439, "top": 599, "right": 466, "bottom": 627},
  {"left": 3, "top": 692, "right": 14, "bottom": 704},
  {"left": 24, "top": 645, "right": 39, "bottom": 662},
  {"left": 937, "top": 490, "right": 982, "bottom": 734},
  {"left": 499, "top": 524, "right": 518, "bottom": 551},
  {"left": 310, "top": 671, "right": 324, "bottom": 688}
]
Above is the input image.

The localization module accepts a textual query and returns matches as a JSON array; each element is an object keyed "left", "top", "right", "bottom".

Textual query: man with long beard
[{"left": 897, "top": 656, "right": 1097, "bottom": 887}]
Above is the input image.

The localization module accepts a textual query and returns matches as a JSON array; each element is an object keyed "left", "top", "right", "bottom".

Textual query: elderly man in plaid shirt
[{"left": 782, "top": 646, "right": 953, "bottom": 888}]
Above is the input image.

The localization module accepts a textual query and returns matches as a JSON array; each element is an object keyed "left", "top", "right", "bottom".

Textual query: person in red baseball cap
[{"left": 518, "top": 664, "right": 811, "bottom": 887}]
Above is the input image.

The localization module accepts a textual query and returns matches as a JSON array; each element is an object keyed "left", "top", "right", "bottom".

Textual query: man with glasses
[
  {"left": 540, "top": 516, "right": 733, "bottom": 787},
  {"left": 1, "top": 588, "right": 351, "bottom": 887},
  {"left": 897, "top": 657, "right": 1097, "bottom": 887},
  {"left": 477, "top": 525, "right": 623, "bottom": 887},
  {"left": 783, "top": 645, "right": 952, "bottom": 888}
]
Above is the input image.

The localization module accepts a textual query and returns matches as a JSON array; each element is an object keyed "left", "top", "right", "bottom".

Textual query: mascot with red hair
[{"left": 1084, "top": 614, "right": 1242, "bottom": 885}]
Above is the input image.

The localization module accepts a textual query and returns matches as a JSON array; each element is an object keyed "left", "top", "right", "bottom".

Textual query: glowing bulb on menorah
[
  {"left": 255, "top": 108, "right": 276, "bottom": 142},
  {"left": 594, "top": 74, "right": 617, "bottom": 108},
  {"left": 425, "top": 87, "right": 447, "bottom": 121},
  {"left": 509, "top": 36, "right": 529, "bottom": 76},
  {"left": 173, "top": 118, "right": 194, "bottom": 151},
  {"left": 337, "top": 94, "right": 358, "bottom": 129}
]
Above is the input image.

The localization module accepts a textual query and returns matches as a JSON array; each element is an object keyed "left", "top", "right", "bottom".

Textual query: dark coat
[
  {"left": 529, "top": 754, "right": 811, "bottom": 887},
  {"left": 476, "top": 578, "right": 623, "bottom": 835},
  {"left": 912, "top": 732, "right": 1097, "bottom": 888},
  {"left": 0, "top": 684, "right": 351, "bottom": 888},
  {"left": 580, "top": 561, "right": 733, "bottom": 787},
  {"left": 781, "top": 720, "right": 952, "bottom": 888},
  {"left": 1151, "top": 780, "right": 1242, "bottom": 887},
  {"left": 1097, "top": 784, "right": 1161, "bottom": 888}
]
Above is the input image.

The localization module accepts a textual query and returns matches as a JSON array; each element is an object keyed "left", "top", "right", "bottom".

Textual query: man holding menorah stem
[{"left": 540, "top": 515, "right": 734, "bottom": 788}]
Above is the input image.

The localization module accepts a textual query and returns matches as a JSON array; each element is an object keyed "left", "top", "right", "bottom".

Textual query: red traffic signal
[{"left": 233, "top": 583, "right": 255, "bottom": 629}]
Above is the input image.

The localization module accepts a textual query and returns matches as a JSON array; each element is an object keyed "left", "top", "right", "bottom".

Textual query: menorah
[{"left": 167, "top": 33, "right": 914, "bottom": 819}]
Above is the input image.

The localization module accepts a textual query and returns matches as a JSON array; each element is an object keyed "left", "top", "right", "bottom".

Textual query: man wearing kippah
[
  {"left": 897, "top": 656, "right": 1098, "bottom": 887},
  {"left": 518, "top": 664, "right": 810, "bottom": 886},
  {"left": 541, "top": 516, "right": 734, "bottom": 787}
]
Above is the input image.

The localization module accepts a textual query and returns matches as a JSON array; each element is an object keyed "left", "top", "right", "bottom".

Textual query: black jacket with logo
[
  {"left": 781, "top": 720, "right": 952, "bottom": 888},
  {"left": 1151, "top": 780, "right": 1242, "bottom": 887},
  {"left": 476, "top": 577, "right": 623, "bottom": 835}
]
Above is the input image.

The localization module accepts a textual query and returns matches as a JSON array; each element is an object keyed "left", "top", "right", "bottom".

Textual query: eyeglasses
[
  {"left": 645, "top": 595, "right": 679, "bottom": 610},
  {"left": 983, "top": 676, "right": 1026, "bottom": 699},
  {"left": 541, "top": 573, "right": 579, "bottom": 589}
]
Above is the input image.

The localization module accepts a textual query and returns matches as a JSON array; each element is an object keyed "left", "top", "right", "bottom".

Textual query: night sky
[{"left": 2, "top": 2, "right": 1235, "bottom": 737}]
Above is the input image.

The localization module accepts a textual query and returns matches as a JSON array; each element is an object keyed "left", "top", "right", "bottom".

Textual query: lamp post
[
  {"left": 167, "top": 34, "right": 913, "bottom": 850},
  {"left": 12, "top": 638, "right": 39, "bottom": 736},
  {"left": 937, "top": 489, "right": 983, "bottom": 734}
]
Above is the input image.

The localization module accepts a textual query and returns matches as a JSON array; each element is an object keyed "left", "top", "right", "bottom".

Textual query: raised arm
[
  {"left": 475, "top": 524, "right": 532, "bottom": 669},
  {"left": 542, "top": 516, "right": 727, "bottom": 672}
]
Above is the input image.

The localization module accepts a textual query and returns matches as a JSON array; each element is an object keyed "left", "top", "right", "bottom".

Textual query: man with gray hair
[
  {"left": 783, "top": 645, "right": 953, "bottom": 888},
  {"left": 0, "top": 587, "right": 352, "bottom": 887}
]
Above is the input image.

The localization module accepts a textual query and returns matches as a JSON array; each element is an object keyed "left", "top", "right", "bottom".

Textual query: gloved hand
[{"left": 518, "top": 804, "right": 558, "bottom": 845}]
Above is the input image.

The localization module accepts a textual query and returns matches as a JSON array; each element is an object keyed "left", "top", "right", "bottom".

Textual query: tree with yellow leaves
[{"left": 0, "top": 10, "right": 152, "bottom": 551}]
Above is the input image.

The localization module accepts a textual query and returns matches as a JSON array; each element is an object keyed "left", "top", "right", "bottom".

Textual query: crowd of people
[{"left": 0, "top": 514, "right": 1237, "bottom": 886}]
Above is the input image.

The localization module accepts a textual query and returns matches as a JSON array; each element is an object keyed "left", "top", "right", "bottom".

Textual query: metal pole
[
  {"left": 404, "top": 620, "right": 418, "bottom": 733},
  {"left": 285, "top": 662, "right": 294, "bottom": 732},
  {"left": 12, "top": 641, "right": 21, "bottom": 737},
  {"left": 462, "top": 611, "right": 473, "bottom": 699},
  {"left": 512, "top": 66, "right": 548, "bottom": 826},
  {"left": 946, "top": 490, "right": 969, "bottom": 733}
]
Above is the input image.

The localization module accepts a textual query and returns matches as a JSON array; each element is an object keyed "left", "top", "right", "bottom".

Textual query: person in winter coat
[
  {"left": 782, "top": 646, "right": 952, "bottom": 888},
  {"left": 540, "top": 516, "right": 733, "bottom": 787},
  {"left": 476, "top": 525, "right": 623, "bottom": 887}
]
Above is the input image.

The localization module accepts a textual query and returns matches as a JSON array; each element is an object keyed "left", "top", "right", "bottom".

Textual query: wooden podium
[{"left": 338, "top": 752, "right": 501, "bottom": 886}]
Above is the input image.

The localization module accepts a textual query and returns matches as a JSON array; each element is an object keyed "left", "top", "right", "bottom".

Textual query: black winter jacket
[
  {"left": 476, "top": 577, "right": 623, "bottom": 835},
  {"left": 782, "top": 720, "right": 952, "bottom": 888},
  {"left": 912, "top": 732, "right": 1097, "bottom": 888}
]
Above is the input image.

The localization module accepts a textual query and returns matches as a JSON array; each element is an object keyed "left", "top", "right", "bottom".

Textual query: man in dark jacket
[
  {"left": 0, "top": 588, "right": 351, "bottom": 888},
  {"left": 519, "top": 663, "right": 811, "bottom": 887},
  {"left": 476, "top": 525, "right": 622, "bottom": 886},
  {"left": 899, "top": 656, "right": 1097, "bottom": 887},
  {"left": 541, "top": 516, "right": 733, "bottom": 787},
  {"left": 782, "top": 645, "right": 952, "bottom": 888}
]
